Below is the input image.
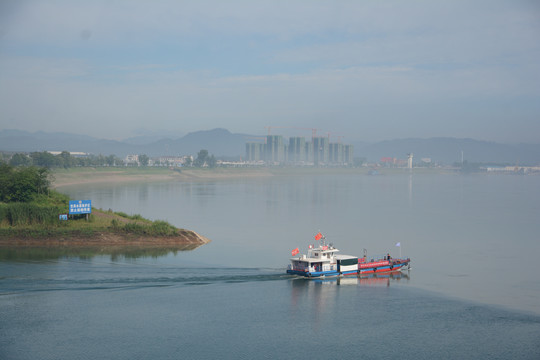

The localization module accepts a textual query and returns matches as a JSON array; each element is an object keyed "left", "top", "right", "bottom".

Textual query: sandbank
[{"left": 52, "top": 167, "right": 275, "bottom": 188}]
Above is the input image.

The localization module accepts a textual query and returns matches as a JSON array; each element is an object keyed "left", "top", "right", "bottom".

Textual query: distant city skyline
[{"left": 1, "top": 1, "right": 539, "bottom": 144}]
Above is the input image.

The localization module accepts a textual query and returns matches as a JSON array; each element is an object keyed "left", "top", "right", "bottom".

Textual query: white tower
[{"left": 407, "top": 153, "right": 413, "bottom": 169}]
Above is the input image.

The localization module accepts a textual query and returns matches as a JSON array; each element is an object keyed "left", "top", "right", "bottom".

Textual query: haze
[{"left": 1, "top": 0, "right": 539, "bottom": 143}]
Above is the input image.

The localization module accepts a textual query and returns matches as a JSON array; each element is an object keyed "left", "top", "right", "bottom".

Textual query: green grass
[
  {"left": 0, "top": 206, "right": 182, "bottom": 239},
  {"left": 115, "top": 212, "right": 145, "bottom": 221},
  {"left": 1, "top": 167, "right": 187, "bottom": 240},
  {"left": 0, "top": 190, "right": 69, "bottom": 227}
]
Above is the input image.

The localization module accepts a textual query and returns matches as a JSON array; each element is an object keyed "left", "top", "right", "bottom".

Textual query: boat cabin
[{"left": 289, "top": 245, "right": 358, "bottom": 276}]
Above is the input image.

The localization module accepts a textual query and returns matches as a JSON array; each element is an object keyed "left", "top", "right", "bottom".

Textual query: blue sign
[
  {"left": 59, "top": 214, "right": 68, "bottom": 221},
  {"left": 69, "top": 200, "right": 92, "bottom": 214}
]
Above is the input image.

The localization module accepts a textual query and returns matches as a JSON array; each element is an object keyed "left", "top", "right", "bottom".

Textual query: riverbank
[
  {"left": 52, "top": 166, "right": 449, "bottom": 188},
  {"left": 51, "top": 167, "right": 276, "bottom": 187},
  {"left": 0, "top": 207, "right": 211, "bottom": 247},
  {"left": 0, "top": 232, "right": 210, "bottom": 247}
]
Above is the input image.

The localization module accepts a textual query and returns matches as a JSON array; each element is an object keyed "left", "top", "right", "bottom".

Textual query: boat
[{"left": 286, "top": 233, "right": 411, "bottom": 278}]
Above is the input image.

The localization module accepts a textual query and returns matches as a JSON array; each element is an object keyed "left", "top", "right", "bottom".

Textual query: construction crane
[
  {"left": 265, "top": 126, "right": 292, "bottom": 136},
  {"left": 293, "top": 127, "right": 318, "bottom": 141},
  {"left": 264, "top": 126, "right": 320, "bottom": 142},
  {"left": 326, "top": 132, "right": 345, "bottom": 144}
]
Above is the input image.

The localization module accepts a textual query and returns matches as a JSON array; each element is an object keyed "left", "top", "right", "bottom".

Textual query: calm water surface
[{"left": 1, "top": 173, "right": 540, "bottom": 359}]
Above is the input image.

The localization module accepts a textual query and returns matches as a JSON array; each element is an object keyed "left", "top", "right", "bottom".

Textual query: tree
[
  {"left": 106, "top": 154, "right": 116, "bottom": 166},
  {"left": 9, "top": 153, "right": 32, "bottom": 167},
  {"left": 58, "top": 151, "right": 72, "bottom": 168},
  {"left": 194, "top": 150, "right": 209, "bottom": 167},
  {"left": 96, "top": 154, "right": 107, "bottom": 166},
  {"left": 0, "top": 164, "right": 51, "bottom": 202},
  {"left": 207, "top": 155, "right": 217, "bottom": 168},
  {"left": 30, "top": 151, "right": 57, "bottom": 168},
  {"left": 139, "top": 154, "right": 150, "bottom": 166}
]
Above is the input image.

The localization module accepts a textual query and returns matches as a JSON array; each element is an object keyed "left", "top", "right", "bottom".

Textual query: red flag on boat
[
  {"left": 314, "top": 232, "right": 323, "bottom": 241},
  {"left": 291, "top": 248, "right": 299, "bottom": 256}
]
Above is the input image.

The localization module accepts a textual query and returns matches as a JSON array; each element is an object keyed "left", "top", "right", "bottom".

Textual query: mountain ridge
[{"left": 1, "top": 129, "right": 539, "bottom": 164}]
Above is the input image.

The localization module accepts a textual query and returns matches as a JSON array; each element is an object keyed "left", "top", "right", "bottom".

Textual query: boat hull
[
  {"left": 358, "top": 261, "right": 410, "bottom": 275},
  {"left": 287, "top": 261, "right": 410, "bottom": 278},
  {"left": 286, "top": 269, "right": 359, "bottom": 278}
]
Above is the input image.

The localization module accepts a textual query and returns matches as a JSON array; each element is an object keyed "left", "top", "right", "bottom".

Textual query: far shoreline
[
  {"left": 52, "top": 166, "right": 451, "bottom": 188},
  {"left": 52, "top": 167, "right": 275, "bottom": 188}
]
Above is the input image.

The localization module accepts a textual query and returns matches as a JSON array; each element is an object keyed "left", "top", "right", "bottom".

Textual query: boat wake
[{"left": 0, "top": 268, "right": 291, "bottom": 294}]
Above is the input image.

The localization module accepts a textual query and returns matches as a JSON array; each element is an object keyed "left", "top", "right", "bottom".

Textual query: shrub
[
  {"left": 150, "top": 220, "right": 177, "bottom": 236},
  {"left": 0, "top": 164, "right": 51, "bottom": 202},
  {"left": 115, "top": 211, "right": 129, "bottom": 218},
  {"left": 111, "top": 218, "right": 120, "bottom": 229}
]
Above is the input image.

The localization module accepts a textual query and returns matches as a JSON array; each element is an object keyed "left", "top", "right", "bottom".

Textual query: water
[{"left": 1, "top": 172, "right": 540, "bottom": 359}]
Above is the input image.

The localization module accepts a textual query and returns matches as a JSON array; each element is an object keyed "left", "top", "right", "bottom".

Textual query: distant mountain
[
  {"left": 1, "top": 129, "right": 539, "bottom": 164},
  {"left": 123, "top": 135, "right": 173, "bottom": 145},
  {"left": 150, "top": 128, "right": 251, "bottom": 157},
  {"left": 0, "top": 128, "right": 250, "bottom": 158},
  {"left": 0, "top": 129, "right": 135, "bottom": 155}
]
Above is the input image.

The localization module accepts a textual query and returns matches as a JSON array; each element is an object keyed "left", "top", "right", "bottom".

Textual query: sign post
[{"left": 69, "top": 200, "right": 92, "bottom": 220}]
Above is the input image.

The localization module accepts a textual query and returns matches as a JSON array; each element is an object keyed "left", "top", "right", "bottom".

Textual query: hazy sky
[{"left": 1, "top": 1, "right": 539, "bottom": 143}]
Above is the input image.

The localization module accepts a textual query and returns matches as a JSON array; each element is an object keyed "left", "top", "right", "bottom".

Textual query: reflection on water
[
  {"left": 291, "top": 271, "right": 410, "bottom": 287},
  {"left": 288, "top": 271, "right": 411, "bottom": 329},
  {"left": 0, "top": 244, "right": 203, "bottom": 261}
]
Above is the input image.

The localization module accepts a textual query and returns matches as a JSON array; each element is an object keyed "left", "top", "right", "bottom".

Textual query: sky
[{"left": 0, "top": 0, "right": 539, "bottom": 143}]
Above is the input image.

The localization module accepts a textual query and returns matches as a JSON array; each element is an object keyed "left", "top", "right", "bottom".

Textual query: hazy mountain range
[{"left": 1, "top": 128, "right": 539, "bottom": 165}]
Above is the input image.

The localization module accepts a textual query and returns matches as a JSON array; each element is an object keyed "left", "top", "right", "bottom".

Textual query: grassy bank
[
  {"left": 0, "top": 164, "right": 210, "bottom": 246},
  {"left": 0, "top": 193, "right": 210, "bottom": 246},
  {"left": 0, "top": 206, "right": 206, "bottom": 241}
]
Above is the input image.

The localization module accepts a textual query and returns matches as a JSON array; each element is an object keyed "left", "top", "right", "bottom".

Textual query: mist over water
[
  {"left": 57, "top": 172, "right": 540, "bottom": 314},
  {"left": 2, "top": 172, "right": 540, "bottom": 359}
]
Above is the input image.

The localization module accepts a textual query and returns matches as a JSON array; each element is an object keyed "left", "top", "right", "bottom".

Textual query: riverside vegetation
[{"left": 0, "top": 163, "right": 209, "bottom": 245}]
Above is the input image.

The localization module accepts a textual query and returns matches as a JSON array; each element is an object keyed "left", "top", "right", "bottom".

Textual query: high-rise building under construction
[
  {"left": 313, "top": 137, "right": 329, "bottom": 165},
  {"left": 245, "top": 132, "right": 353, "bottom": 166},
  {"left": 266, "top": 135, "right": 285, "bottom": 163},
  {"left": 288, "top": 137, "right": 306, "bottom": 163}
]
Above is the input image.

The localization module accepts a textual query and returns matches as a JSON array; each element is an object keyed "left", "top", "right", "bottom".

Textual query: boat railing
[
  {"left": 361, "top": 253, "right": 404, "bottom": 262},
  {"left": 289, "top": 264, "right": 309, "bottom": 272},
  {"left": 359, "top": 254, "right": 387, "bottom": 263}
]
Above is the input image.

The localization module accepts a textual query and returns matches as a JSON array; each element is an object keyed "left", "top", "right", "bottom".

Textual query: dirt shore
[
  {"left": 0, "top": 230, "right": 211, "bottom": 247},
  {"left": 52, "top": 168, "right": 274, "bottom": 188}
]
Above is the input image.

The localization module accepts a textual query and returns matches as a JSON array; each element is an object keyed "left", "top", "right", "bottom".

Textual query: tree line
[
  {"left": 3, "top": 151, "right": 125, "bottom": 168},
  {"left": 1, "top": 149, "right": 217, "bottom": 169}
]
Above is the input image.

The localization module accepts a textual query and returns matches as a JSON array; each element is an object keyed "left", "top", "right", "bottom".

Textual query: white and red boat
[{"left": 286, "top": 232, "right": 411, "bottom": 278}]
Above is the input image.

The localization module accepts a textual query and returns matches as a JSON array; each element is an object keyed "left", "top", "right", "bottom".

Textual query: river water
[{"left": 1, "top": 172, "right": 540, "bottom": 359}]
